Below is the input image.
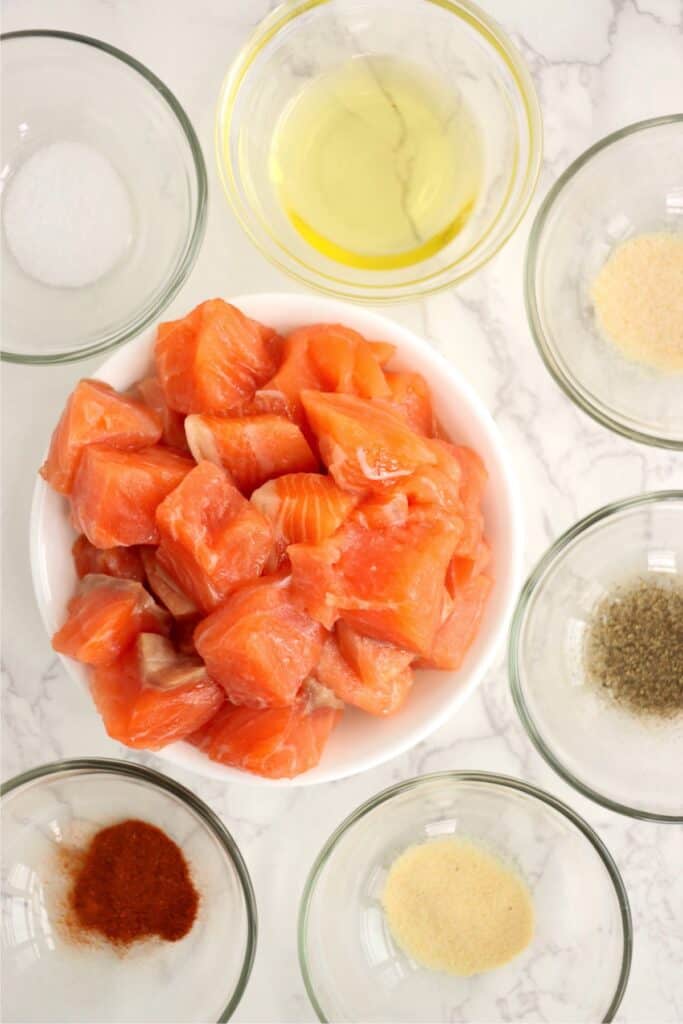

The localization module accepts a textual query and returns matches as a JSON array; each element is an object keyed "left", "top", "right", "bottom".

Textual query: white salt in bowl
[
  {"left": 525, "top": 115, "right": 683, "bottom": 449},
  {"left": 30, "top": 294, "right": 522, "bottom": 786},
  {"left": 1, "top": 31, "right": 206, "bottom": 363}
]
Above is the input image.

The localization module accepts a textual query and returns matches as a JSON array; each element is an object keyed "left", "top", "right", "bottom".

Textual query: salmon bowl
[{"left": 30, "top": 293, "right": 522, "bottom": 786}]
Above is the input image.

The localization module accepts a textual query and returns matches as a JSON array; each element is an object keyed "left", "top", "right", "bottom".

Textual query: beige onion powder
[
  {"left": 590, "top": 232, "right": 683, "bottom": 373},
  {"left": 381, "top": 838, "right": 534, "bottom": 977}
]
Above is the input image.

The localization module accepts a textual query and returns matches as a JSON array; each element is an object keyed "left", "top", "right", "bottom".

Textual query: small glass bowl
[
  {"left": 216, "top": 0, "right": 541, "bottom": 302},
  {"left": 1, "top": 759, "right": 256, "bottom": 1022},
  {"left": 299, "top": 772, "right": 631, "bottom": 1023},
  {"left": 525, "top": 115, "right": 683, "bottom": 449},
  {"left": 1, "top": 31, "right": 207, "bottom": 364},
  {"left": 509, "top": 492, "right": 683, "bottom": 822}
]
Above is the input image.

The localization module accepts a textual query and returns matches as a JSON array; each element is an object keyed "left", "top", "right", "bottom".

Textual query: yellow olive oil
[{"left": 269, "top": 56, "right": 483, "bottom": 271}]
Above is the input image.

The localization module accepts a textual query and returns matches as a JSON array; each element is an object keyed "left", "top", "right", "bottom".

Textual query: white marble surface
[{"left": 2, "top": 2, "right": 683, "bottom": 1022}]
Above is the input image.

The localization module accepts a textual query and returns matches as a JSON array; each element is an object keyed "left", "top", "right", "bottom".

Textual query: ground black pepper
[{"left": 584, "top": 577, "right": 683, "bottom": 717}]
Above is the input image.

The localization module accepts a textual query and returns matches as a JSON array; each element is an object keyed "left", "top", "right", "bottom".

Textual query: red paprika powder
[{"left": 65, "top": 818, "right": 199, "bottom": 946}]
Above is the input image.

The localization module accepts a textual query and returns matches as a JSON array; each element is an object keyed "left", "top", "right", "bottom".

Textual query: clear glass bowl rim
[
  {"left": 524, "top": 113, "right": 683, "bottom": 450},
  {"left": 215, "top": 0, "right": 543, "bottom": 302},
  {"left": 0, "top": 29, "right": 208, "bottom": 365},
  {"left": 298, "top": 769, "right": 633, "bottom": 1023},
  {"left": 508, "top": 489, "right": 683, "bottom": 824},
  {"left": 0, "top": 756, "right": 257, "bottom": 1022}
]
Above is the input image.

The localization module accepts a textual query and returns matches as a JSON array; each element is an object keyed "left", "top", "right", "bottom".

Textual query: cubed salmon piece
[
  {"left": 420, "top": 574, "right": 493, "bottom": 671},
  {"left": 289, "top": 508, "right": 460, "bottom": 655},
  {"left": 189, "top": 680, "right": 342, "bottom": 778},
  {"left": 52, "top": 574, "right": 170, "bottom": 666},
  {"left": 185, "top": 413, "right": 317, "bottom": 494},
  {"left": 155, "top": 300, "right": 279, "bottom": 414},
  {"left": 251, "top": 473, "right": 357, "bottom": 546},
  {"left": 194, "top": 576, "right": 325, "bottom": 707},
  {"left": 134, "top": 376, "right": 188, "bottom": 451},
  {"left": 256, "top": 329, "right": 326, "bottom": 426},
  {"left": 316, "top": 624, "right": 413, "bottom": 716},
  {"left": 40, "top": 379, "right": 162, "bottom": 494},
  {"left": 136, "top": 633, "right": 206, "bottom": 690},
  {"left": 155, "top": 461, "right": 274, "bottom": 612},
  {"left": 301, "top": 390, "right": 437, "bottom": 495},
  {"left": 367, "top": 340, "right": 396, "bottom": 366},
  {"left": 440, "top": 442, "right": 487, "bottom": 557},
  {"left": 447, "top": 538, "right": 492, "bottom": 591},
  {"left": 72, "top": 535, "right": 145, "bottom": 583},
  {"left": 90, "top": 643, "right": 223, "bottom": 750},
  {"left": 306, "top": 324, "right": 390, "bottom": 399},
  {"left": 140, "top": 547, "right": 198, "bottom": 620},
  {"left": 255, "top": 325, "right": 392, "bottom": 431},
  {"left": 71, "top": 444, "right": 193, "bottom": 548},
  {"left": 378, "top": 371, "right": 435, "bottom": 436}
]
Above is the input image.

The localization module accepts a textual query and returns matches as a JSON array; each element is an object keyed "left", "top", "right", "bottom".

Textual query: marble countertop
[{"left": 2, "top": 1, "right": 682, "bottom": 1021}]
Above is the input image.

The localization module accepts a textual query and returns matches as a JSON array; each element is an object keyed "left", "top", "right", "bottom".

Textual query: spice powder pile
[
  {"left": 584, "top": 578, "right": 683, "bottom": 717},
  {"left": 590, "top": 232, "right": 683, "bottom": 373},
  {"left": 63, "top": 818, "right": 199, "bottom": 948}
]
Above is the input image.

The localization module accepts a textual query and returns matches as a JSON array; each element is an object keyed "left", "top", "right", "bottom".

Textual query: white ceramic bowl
[{"left": 31, "top": 294, "right": 522, "bottom": 786}]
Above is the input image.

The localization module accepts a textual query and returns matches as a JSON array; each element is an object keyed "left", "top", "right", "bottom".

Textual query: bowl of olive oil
[{"left": 216, "top": 0, "right": 541, "bottom": 301}]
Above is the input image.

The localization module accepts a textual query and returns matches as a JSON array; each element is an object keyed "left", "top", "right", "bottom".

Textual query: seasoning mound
[
  {"left": 591, "top": 232, "right": 683, "bottom": 373},
  {"left": 584, "top": 577, "right": 683, "bottom": 718},
  {"left": 381, "top": 838, "right": 534, "bottom": 976},
  {"left": 63, "top": 818, "right": 199, "bottom": 947},
  {"left": 3, "top": 141, "right": 133, "bottom": 289}
]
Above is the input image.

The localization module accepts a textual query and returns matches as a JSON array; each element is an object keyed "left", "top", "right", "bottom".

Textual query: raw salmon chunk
[
  {"left": 135, "top": 376, "right": 188, "bottom": 451},
  {"left": 52, "top": 574, "right": 170, "bottom": 666},
  {"left": 380, "top": 371, "right": 435, "bottom": 436},
  {"left": 155, "top": 300, "right": 279, "bottom": 415},
  {"left": 447, "top": 538, "right": 492, "bottom": 591},
  {"left": 316, "top": 624, "right": 413, "bottom": 716},
  {"left": 194, "top": 576, "right": 325, "bottom": 707},
  {"left": 254, "top": 324, "right": 390, "bottom": 425},
  {"left": 357, "top": 439, "right": 463, "bottom": 518},
  {"left": 155, "top": 461, "right": 274, "bottom": 612},
  {"left": 444, "top": 443, "right": 487, "bottom": 557},
  {"left": 189, "top": 681, "right": 342, "bottom": 779},
  {"left": 422, "top": 574, "right": 493, "bottom": 670},
  {"left": 136, "top": 632, "right": 206, "bottom": 690},
  {"left": 388, "top": 465, "right": 461, "bottom": 514},
  {"left": 251, "top": 473, "right": 357, "bottom": 546},
  {"left": 184, "top": 414, "right": 317, "bottom": 494},
  {"left": 71, "top": 444, "right": 193, "bottom": 548},
  {"left": 41, "top": 379, "right": 162, "bottom": 494},
  {"left": 306, "top": 324, "right": 390, "bottom": 399},
  {"left": 248, "top": 318, "right": 282, "bottom": 355},
  {"left": 289, "top": 509, "right": 461, "bottom": 655},
  {"left": 72, "top": 535, "right": 145, "bottom": 583},
  {"left": 90, "top": 643, "right": 223, "bottom": 750},
  {"left": 301, "top": 390, "right": 437, "bottom": 495},
  {"left": 368, "top": 340, "right": 396, "bottom": 366},
  {"left": 140, "top": 547, "right": 198, "bottom": 620},
  {"left": 255, "top": 330, "right": 325, "bottom": 425},
  {"left": 245, "top": 388, "right": 297, "bottom": 421},
  {"left": 42, "top": 296, "right": 496, "bottom": 778}
]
